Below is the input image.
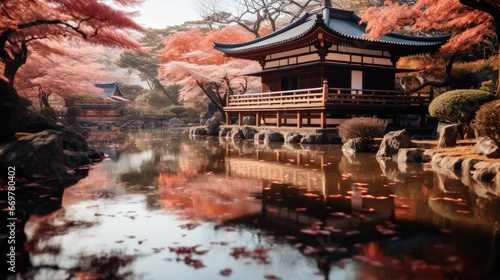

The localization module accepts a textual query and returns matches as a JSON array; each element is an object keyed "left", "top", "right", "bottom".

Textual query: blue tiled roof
[
  {"left": 214, "top": 7, "right": 449, "bottom": 55},
  {"left": 95, "top": 82, "right": 123, "bottom": 98}
]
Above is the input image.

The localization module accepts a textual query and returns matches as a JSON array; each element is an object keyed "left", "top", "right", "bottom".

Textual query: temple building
[
  {"left": 65, "top": 82, "right": 129, "bottom": 121},
  {"left": 214, "top": 3, "right": 449, "bottom": 129}
]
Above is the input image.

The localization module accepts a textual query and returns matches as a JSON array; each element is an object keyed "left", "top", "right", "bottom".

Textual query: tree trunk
[{"left": 0, "top": 79, "right": 23, "bottom": 142}]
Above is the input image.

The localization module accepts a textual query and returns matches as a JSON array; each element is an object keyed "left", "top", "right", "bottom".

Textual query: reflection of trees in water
[
  {"left": 157, "top": 173, "right": 262, "bottom": 223},
  {"left": 25, "top": 210, "right": 139, "bottom": 279}
]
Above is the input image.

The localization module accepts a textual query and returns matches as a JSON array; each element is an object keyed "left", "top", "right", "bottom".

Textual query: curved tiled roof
[{"left": 214, "top": 7, "right": 449, "bottom": 56}]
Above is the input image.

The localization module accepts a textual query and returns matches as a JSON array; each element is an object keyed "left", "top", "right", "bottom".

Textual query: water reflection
[{"left": 20, "top": 129, "right": 500, "bottom": 279}]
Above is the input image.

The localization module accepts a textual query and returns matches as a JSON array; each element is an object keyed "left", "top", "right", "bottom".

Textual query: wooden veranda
[{"left": 224, "top": 80, "right": 433, "bottom": 129}]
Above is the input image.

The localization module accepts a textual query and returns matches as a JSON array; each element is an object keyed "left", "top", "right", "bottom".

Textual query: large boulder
[
  {"left": 0, "top": 130, "right": 64, "bottom": 178},
  {"left": 60, "top": 126, "right": 88, "bottom": 151},
  {"left": 341, "top": 138, "right": 372, "bottom": 155},
  {"left": 241, "top": 126, "right": 258, "bottom": 139},
  {"left": 265, "top": 132, "right": 284, "bottom": 143},
  {"left": 16, "top": 111, "right": 58, "bottom": 133},
  {"left": 396, "top": 148, "right": 431, "bottom": 163},
  {"left": 205, "top": 116, "right": 221, "bottom": 136},
  {"left": 437, "top": 123, "right": 460, "bottom": 148},
  {"left": 376, "top": 129, "right": 414, "bottom": 158},
  {"left": 243, "top": 116, "right": 256, "bottom": 125},
  {"left": 474, "top": 137, "right": 500, "bottom": 159},
  {"left": 300, "top": 133, "right": 328, "bottom": 144}
]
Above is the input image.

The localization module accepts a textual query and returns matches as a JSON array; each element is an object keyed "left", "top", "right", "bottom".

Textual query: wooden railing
[
  {"left": 326, "top": 88, "right": 431, "bottom": 105},
  {"left": 227, "top": 87, "right": 325, "bottom": 108},
  {"left": 226, "top": 87, "right": 431, "bottom": 109}
]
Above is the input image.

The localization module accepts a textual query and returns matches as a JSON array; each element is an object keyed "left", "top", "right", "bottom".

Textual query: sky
[{"left": 134, "top": 0, "right": 202, "bottom": 28}]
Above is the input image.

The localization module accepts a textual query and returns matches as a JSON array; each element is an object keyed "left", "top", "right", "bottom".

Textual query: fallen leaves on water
[
  {"left": 220, "top": 268, "right": 232, "bottom": 276},
  {"left": 264, "top": 275, "right": 282, "bottom": 280},
  {"left": 230, "top": 247, "right": 272, "bottom": 264},
  {"left": 179, "top": 222, "right": 201, "bottom": 230}
]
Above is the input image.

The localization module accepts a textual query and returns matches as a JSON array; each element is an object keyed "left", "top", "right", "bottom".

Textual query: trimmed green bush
[
  {"left": 473, "top": 99, "right": 500, "bottom": 146},
  {"left": 429, "top": 89, "right": 497, "bottom": 124},
  {"left": 338, "top": 117, "right": 388, "bottom": 143},
  {"left": 169, "top": 105, "right": 186, "bottom": 117}
]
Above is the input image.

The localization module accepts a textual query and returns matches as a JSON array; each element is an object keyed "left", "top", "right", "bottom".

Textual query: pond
[{"left": 15, "top": 129, "right": 500, "bottom": 279}]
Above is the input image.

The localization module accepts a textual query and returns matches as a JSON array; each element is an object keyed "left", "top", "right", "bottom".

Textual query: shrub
[
  {"left": 38, "top": 106, "right": 58, "bottom": 122},
  {"left": 169, "top": 105, "right": 186, "bottom": 117},
  {"left": 473, "top": 99, "right": 500, "bottom": 146},
  {"left": 338, "top": 117, "right": 388, "bottom": 143},
  {"left": 428, "top": 89, "right": 497, "bottom": 124},
  {"left": 66, "top": 106, "right": 82, "bottom": 124}
]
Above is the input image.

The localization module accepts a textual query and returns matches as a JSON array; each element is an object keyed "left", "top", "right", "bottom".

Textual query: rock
[
  {"left": 437, "top": 123, "right": 460, "bottom": 148},
  {"left": 0, "top": 130, "right": 64, "bottom": 177},
  {"left": 254, "top": 132, "right": 266, "bottom": 142},
  {"left": 285, "top": 133, "right": 302, "bottom": 143},
  {"left": 396, "top": 148, "right": 431, "bottom": 163},
  {"left": 230, "top": 127, "right": 244, "bottom": 140},
  {"left": 60, "top": 126, "right": 88, "bottom": 151},
  {"left": 473, "top": 163, "right": 500, "bottom": 183},
  {"left": 300, "top": 133, "right": 328, "bottom": 144},
  {"left": 242, "top": 116, "right": 256, "bottom": 125},
  {"left": 168, "top": 118, "right": 184, "bottom": 127},
  {"left": 189, "top": 127, "right": 208, "bottom": 136},
  {"left": 86, "top": 149, "right": 104, "bottom": 162},
  {"left": 265, "top": 132, "right": 284, "bottom": 143},
  {"left": 205, "top": 116, "right": 221, "bottom": 136},
  {"left": 219, "top": 127, "right": 232, "bottom": 138},
  {"left": 16, "top": 111, "right": 58, "bottom": 133},
  {"left": 376, "top": 129, "right": 414, "bottom": 158},
  {"left": 97, "top": 123, "right": 111, "bottom": 131},
  {"left": 241, "top": 126, "right": 258, "bottom": 139},
  {"left": 474, "top": 137, "right": 500, "bottom": 158},
  {"left": 64, "top": 150, "right": 91, "bottom": 168},
  {"left": 341, "top": 138, "right": 372, "bottom": 154}
]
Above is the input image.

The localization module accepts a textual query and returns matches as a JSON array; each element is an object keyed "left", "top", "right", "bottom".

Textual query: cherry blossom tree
[
  {"left": 13, "top": 40, "right": 116, "bottom": 107},
  {"left": 361, "top": 0, "right": 500, "bottom": 94},
  {"left": 0, "top": 0, "right": 144, "bottom": 86},
  {"left": 159, "top": 25, "right": 264, "bottom": 116}
]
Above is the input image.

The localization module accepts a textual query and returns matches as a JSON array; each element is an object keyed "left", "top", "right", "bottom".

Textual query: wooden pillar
[
  {"left": 276, "top": 111, "right": 282, "bottom": 127},
  {"left": 256, "top": 112, "right": 261, "bottom": 127},
  {"left": 297, "top": 111, "right": 302, "bottom": 128},
  {"left": 320, "top": 111, "right": 326, "bottom": 129},
  {"left": 238, "top": 113, "right": 243, "bottom": 126},
  {"left": 225, "top": 112, "right": 230, "bottom": 125},
  {"left": 322, "top": 79, "right": 329, "bottom": 103}
]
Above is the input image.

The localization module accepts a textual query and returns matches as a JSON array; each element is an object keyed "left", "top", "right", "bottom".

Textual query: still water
[{"left": 24, "top": 129, "right": 500, "bottom": 280}]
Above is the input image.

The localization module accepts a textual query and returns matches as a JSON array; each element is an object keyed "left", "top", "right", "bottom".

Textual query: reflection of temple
[{"left": 224, "top": 143, "right": 397, "bottom": 223}]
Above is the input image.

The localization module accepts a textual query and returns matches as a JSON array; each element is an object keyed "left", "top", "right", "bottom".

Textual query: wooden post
[
  {"left": 297, "top": 111, "right": 302, "bottom": 128},
  {"left": 238, "top": 113, "right": 243, "bottom": 126},
  {"left": 276, "top": 111, "right": 282, "bottom": 127},
  {"left": 320, "top": 111, "right": 326, "bottom": 129},
  {"left": 322, "top": 79, "right": 329, "bottom": 103},
  {"left": 256, "top": 112, "right": 261, "bottom": 127},
  {"left": 225, "top": 112, "right": 230, "bottom": 125}
]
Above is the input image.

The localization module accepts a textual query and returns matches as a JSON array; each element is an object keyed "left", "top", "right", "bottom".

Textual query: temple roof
[
  {"left": 214, "top": 7, "right": 449, "bottom": 59},
  {"left": 95, "top": 82, "right": 129, "bottom": 102}
]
